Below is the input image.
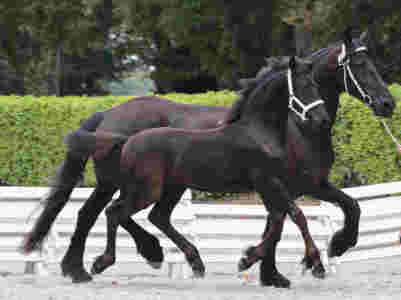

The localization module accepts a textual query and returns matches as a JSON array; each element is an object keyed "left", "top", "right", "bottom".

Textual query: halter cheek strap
[
  {"left": 338, "top": 44, "right": 372, "bottom": 105},
  {"left": 287, "top": 68, "right": 324, "bottom": 121}
]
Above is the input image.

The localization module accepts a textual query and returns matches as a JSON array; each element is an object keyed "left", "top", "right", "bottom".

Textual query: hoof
[
  {"left": 238, "top": 257, "right": 253, "bottom": 272},
  {"left": 300, "top": 255, "right": 325, "bottom": 279},
  {"left": 137, "top": 239, "right": 164, "bottom": 265},
  {"left": 260, "top": 271, "right": 291, "bottom": 288},
  {"left": 190, "top": 258, "right": 206, "bottom": 278},
  {"left": 300, "top": 256, "right": 313, "bottom": 275},
  {"left": 147, "top": 261, "right": 163, "bottom": 269},
  {"left": 90, "top": 254, "right": 115, "bottom": 275},
  {"left": 238, "top": 246, "right": 259, "bottom": 272},
  {"left": 328, "top": 230, "right": 354, "bottom": 258},
  {"left": 61, "top": 264, "right": 93, "bottom": 283},
  {"left": 312, "top": 263, "right": 326, "bottom": 279}
]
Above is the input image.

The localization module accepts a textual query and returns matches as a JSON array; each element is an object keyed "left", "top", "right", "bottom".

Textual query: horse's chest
[{"left": 286, "top": 135, "right": 333, "bottom": 184}]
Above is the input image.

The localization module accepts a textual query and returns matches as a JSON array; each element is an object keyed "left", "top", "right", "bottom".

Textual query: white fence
[{"left": 1, "top": 182, "right": 401, "bottom": 278}]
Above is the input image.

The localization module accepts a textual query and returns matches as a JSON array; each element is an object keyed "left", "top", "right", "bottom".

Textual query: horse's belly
[{"left": 173, "top": 156, "right": 252, "bottom": 193}]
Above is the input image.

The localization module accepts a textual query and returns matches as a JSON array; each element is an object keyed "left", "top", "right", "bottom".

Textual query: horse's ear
[
  {"left": 360, "top": 31, "right": 369, "bottom": 44},
  {"left": 289, "top": 56, "right": 297, "bottom": 72},
  {"left": 343, "top": 26, "right": 353, "bottom": 48}
]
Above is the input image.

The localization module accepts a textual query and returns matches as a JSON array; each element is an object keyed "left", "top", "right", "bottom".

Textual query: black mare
[
  {"left": 75, "top": 57, "right": 330, "bottom": 285},
  {"left": 21, "top": 29, "right": 395, "bottom": 287}
]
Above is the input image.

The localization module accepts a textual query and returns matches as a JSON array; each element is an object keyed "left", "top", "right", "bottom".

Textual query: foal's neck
[{"left": 314, "top": 62, "right": 341, "bottom": 126}]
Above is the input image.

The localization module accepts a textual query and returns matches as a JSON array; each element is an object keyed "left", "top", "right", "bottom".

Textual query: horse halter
[
  {"left": 337, "top": 44, "right": 373, "bottom": 106},
  {"left": 287, "top": 68, "right": 324, "bottom": 121}
]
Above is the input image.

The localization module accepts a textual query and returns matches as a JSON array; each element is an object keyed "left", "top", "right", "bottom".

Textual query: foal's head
[
  {"left": 286, "top": 56, "right": 331, "bottom": 133},
  {"left": 232, "top": 56, "right": 329, "bottom": 133}
]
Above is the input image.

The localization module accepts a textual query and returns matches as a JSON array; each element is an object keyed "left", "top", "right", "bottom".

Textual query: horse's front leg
[
  {"left": 310, "top": 180, "right": 361, "bottom": 257},
  {"left": 286, "top": 201, "right": 325, "bottom": 279}
]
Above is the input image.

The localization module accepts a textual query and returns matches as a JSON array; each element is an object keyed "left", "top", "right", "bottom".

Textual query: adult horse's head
[
  {"left": 333, "top": 28, "right": 395, "bottom": 117},
  {"left": 233, "top": 56, "right": 330, "bottom": 133}
]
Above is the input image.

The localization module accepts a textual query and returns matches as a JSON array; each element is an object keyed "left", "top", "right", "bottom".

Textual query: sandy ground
[{"left": 1, "top": 256, "right": 401, "bottom": 300}]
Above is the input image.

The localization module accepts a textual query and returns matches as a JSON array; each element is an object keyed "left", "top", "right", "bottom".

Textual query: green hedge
[{"left": 0, "top": 85, "right": 400, "bottom": 187}]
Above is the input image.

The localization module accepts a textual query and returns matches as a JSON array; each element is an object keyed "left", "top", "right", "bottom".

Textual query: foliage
[
  {"left": 0, "top": 84, "right": 400, "bottom": 188},
  {"left": 331, "top": 84, "right": 401, "bottom": 186}
]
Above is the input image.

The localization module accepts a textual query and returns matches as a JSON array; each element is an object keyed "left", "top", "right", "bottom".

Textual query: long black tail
[{"left": 20, "top": 112, "right": 111, "bottom": 253}]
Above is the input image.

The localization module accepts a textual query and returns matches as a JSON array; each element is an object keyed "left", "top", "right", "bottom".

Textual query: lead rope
[{"left": 380, "top": 119, "right": 401, "bottom": 153}]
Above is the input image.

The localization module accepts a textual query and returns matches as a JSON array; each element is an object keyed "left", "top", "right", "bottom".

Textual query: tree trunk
[
  {"left": 223, "top": 1, "right": 275, "bottom": 78},
  {"left": 296, "top": 1, "right": 314, "bottom": 57},
  {"left": 55, "top": 41, "right": 63, "bottom": 97}
]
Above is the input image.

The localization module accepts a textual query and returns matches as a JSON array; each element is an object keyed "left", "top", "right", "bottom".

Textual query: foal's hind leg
[
  {"left": 119, "top": 217, "right": 164, "bottom": 269},
  {"left": 238, "top": 209, "right": 286, "bottom": 277},
  {"left": 148, "top": 186, "right": 205, "bottom": 278},
  {"left": 91, "top": 179, "right": 165, "bottom": 275}
]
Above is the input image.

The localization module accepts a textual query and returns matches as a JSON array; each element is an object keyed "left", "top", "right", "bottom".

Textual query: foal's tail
[
  {"left": 19, "top": 112, "right": 129, "bottom": 254},
  {"left": 63, "top": 129, "right": 128, "bottom": 160}
]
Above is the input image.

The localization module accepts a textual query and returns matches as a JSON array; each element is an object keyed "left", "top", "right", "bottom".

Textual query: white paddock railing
[{"left": 1, "top": 182, "right": 401, "bottom": 278}]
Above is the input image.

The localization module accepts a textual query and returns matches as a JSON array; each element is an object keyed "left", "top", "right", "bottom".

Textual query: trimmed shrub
[{"left": 0, "top": 84, "right": 400, "bottom": 187}]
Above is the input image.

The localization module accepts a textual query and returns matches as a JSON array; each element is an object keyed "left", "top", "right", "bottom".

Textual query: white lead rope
[{"left": 380, "top": 119, "right": 401, "bottom": 153}]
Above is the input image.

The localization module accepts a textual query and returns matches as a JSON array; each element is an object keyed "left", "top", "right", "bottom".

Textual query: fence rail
[{"left": 1, "top": 182, "right": 401, "bottom": 278}]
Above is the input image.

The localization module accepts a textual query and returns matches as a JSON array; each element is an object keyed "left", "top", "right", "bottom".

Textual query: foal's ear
[
  {"left": 343, "top": 27, "right": 354, "bottom": 48},
  {"left": 343, "top": 26, "right": 354, "bottom": 48},
  {"left": 264, "top": 56, "right": 289, "bottom": 70}
]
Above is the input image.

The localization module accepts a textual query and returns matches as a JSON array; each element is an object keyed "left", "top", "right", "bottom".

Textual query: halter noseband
[
  {"left": 287, "top": 68, "right": 324, "bottom": 121},
  {"left": 337, "top": 44, "right": 372, "bottom": 106}
]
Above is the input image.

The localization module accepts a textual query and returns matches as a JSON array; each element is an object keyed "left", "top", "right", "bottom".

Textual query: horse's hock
[{"left": 1, "top": 183, "right": 401, "bottom": 278}]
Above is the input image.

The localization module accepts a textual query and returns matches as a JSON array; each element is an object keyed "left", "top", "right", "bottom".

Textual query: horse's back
[{"left": 93, "top": 96, "right": 227, "bottom": 134}]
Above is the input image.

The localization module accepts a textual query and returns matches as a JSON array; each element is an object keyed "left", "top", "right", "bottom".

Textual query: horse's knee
[
  {"left": 105, "top": 201, "right": 127, "bottom": 224},
  {"left": 148, "top": 208, "right": 165, "bottom": 228}
]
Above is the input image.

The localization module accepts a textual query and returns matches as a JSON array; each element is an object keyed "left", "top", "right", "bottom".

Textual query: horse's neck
[{"left": 314, "top": 61, "right": 341, "bottom": 125}]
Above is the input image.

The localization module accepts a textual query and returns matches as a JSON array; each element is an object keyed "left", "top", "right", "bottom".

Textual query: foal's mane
[{"left": 224, "top": 70, "right": 285, "bottom": 124}]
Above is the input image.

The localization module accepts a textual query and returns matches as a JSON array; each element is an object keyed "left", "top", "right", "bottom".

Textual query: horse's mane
[{"left": 224, "top": 70, "right": 284, "bottom": 124}]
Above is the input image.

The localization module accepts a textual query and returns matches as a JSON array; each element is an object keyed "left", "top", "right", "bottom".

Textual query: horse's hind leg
[
  {"left": 90, "top": 193, "right": 128, "bottom": 275},
  {"left": 238, "top": 210, "right": 285, "bottom": 274},
  {"left": 90, "top": 181, "right": 150, "bottom": 275},
  {"left": 61, "top": 181, "right": 117, "bottom": 283},
  {"left": 148, "top": 186, "right": 205, "bottom": 278},
  {"left": 286, "top": 201, "right": 325, "bottom": 279}
]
